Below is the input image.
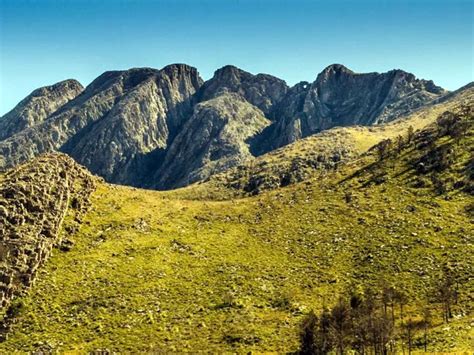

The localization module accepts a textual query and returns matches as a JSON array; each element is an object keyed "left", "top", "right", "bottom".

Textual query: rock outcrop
[
  {"left": 0, "top": 65, "right": 203, "bottom": 185},
  {"left": 197, "top": 65, "right": 288, "bottom": 115},
  {"left": 154, "top": 93, "right": 270, "bottom": 189},
  {"left": 62, "top": 64, "right": 203, "bottom": 185},
  {"left": 0, "top": 80, "right": 83, "bottom": 141},
  {"left": 0, "top": 154, "right": 96, "bottom": 320},
  {"left": 264, "top": 64, "right": 447, "bottom": 149}
]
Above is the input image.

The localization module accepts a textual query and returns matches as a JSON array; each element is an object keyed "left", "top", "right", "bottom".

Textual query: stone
[{"left": 0, "top": 153, "right": 96, "bottom": 319}]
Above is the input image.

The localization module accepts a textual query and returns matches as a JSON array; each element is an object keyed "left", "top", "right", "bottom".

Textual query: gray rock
[
  {"left": 0, "top": 63, "right": 450, "bottom": 189},
  {"left": 0, "top": 79, "right": 83, "bottom": 141},
  {"left": 0, "top": 65, "right": 203, "bottom": 185},
  {"left": 154, "top": 93, "right": 270, "bottom": 189},
  {"left": 264, "top": 64, "right": 447, "bottom": 149},
  {"left": 197, "top": 65, "right": 288, "bottom": 115}
]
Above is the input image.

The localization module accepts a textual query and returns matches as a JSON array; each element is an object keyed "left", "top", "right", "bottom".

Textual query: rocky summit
[
  {"left": 0, "top": 80, "right": 83, "bottom": 141},
  {"left": 0, "top": 64, "right": 449, "bottom": 189}
]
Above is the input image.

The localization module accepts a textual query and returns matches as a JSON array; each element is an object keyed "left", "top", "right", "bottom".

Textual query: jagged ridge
[{"left": 0, "top": 64, "right": 452, "bottom": 189}]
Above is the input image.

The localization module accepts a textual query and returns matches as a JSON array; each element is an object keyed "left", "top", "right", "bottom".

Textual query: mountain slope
[
  {"left": 263, "top": 64, "right": 447, "bottom": 150},
  {"left": 153, "top": 93, "right": 270, "bottom": 189},
  {"left": 62, "top": 65, "right": 203, "bottom": 185},
  {"left": 0, "top": 154, "right": 95, "bottom": 321},
  {"left": 0, "top": 105, "right": 471, "bottom": 352},
  {"left": 0, "top": 80, "right": 83, "bottom": 141},
  {"left": 202, "top": 82, "right": 472, "bottom": 197},
  {"left": 0, "top": 65, "right": 202, "bottom": 184},
  {"left": 0, "top": 64, "right": 450, "bottom": 189},
  {"left": 196, "top": 65, "right": 288, "bottom": 115}
]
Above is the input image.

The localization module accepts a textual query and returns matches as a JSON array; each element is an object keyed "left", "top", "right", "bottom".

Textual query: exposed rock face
[
  {"left": 211, "top": 84, "right": 474, "bottom": 196},
  {"left": 62, "top": 64, "right": 203, "bottom": 184},
  {"left": 265, "top": 64, "right": 447, "bottom": 149},
  {"left": 0, "top": 154, "right": 95, "bottom": 318},
  {"left": 0, "top": 65, "right": 203, "bottom": 185},
  {"left": 254, "top": 81, "right": 311, "bottom": 153},
  {"left": 0, "top": 80, "right": 83, "bottom": 141},
  {"left": 0, "top": 63, "right": 450, "bottom": 189},
  {"left": 154, "top": 93, "right": 270, "bottom": 189},
  {"left": 197, "top": 65, "right": 288, "bottom": 115}
]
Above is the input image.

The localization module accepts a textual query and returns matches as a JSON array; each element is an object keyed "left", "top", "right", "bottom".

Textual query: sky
[{"left": 0, "top": 0, "right": 472, "bottom": 115}]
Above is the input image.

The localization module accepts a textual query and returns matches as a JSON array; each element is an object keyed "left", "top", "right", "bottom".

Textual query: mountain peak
[
  {"left": 212, "top": 65, "right": 248, "bottom": 82},
  {"left": 321, "top": 64, "right": 355, "bottom": 75},
  {"left": 28, "top": 79, "right": 83, "bottom": 98},
  {"left": 199, "top": 65, "right": 288, "bottom": 115},
  {"left": 0, "top": 63, "right": 455, "bottom": 189},
  {"left": 0, "top": 79, "right": 84, "bottom": 141},
  {"left": 161, "top": 63, "right": 200, "bottom": 76}
]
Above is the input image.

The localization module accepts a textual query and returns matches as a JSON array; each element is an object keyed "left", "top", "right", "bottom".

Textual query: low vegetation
[
  {"left": 0, "top": 105, "right": 472, "bottom": 352},
  {"left": 203, "top": 84, "right": 473, "bottom": 198}
]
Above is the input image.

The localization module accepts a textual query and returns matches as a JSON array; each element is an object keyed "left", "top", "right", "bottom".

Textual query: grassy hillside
[
  {"left": 199, "top": 85, "right": 474, "bottom": 198},
  {"left": 0, "top": 105, "right": 472, "bottom": 352}
]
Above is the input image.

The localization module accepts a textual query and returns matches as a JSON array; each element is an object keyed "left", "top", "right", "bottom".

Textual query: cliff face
[
  {"left": 264, "top": 64, "right": 447, "bottom": 149},
  {"left": 0, "top": 63, "right": 450, "bottom": 189},
  {"left": 62, "top": 64, "right": 203, "bottom": 185},
  {"left": 197, "top": 65, "right": 288, "bottom": 115},
  {"left": 0, "top": 80, "right": 84, "bottom": 141},
  {"left": 0, "top": 154, "right": 95, "bottom": 319},
  {"left": 0, "top": 65, "right": 203, "bottom": 184},
  {"left": 154, "top": 93, "right": 270, "bottom": 189}
]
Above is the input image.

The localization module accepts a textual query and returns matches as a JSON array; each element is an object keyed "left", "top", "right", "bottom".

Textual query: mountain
[
  {"left": 206, "top": 82, "right": 473, "bottom": 196},
  {"left": 0, "top": 64, "right": 450, "bottom": 188},
  {"left": 262, "top": 64, "right": 447, "bottom": 151},
  {"left": 0, "top": 102, "right": 471, "bottom": 352},
  {"left": 0, "top": 79, "right": 83, "bottom": 141},
  {"left": 152, "top": 93, "right": 270, "bottom": 189},
  {"left": 196, "top": 65, "right": 289, "bottom": 115},
  {"left": 0, "top": 65, "right": 202, "bottom": 184}
]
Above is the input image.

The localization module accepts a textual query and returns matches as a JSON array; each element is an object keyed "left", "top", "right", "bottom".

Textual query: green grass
[
  {"left": 0, "top": 105, "right": 472, "bottom": 352},
  {"left": 205, "top": 86, "right": 474, "bottom": 198}
]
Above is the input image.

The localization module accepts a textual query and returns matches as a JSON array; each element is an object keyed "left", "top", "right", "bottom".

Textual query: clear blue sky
[{"left": 0, "top": 0, "right": 472, "bottom": 115}]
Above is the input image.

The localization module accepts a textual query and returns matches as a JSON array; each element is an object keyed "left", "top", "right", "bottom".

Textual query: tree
[
  {"left": 422, "top": 307, "right": 432, "bottom": 352},
  {"left": 391, "top": 288, "right": 408, "bottom": 323},
  {"left": 382, "top": 286, "right": 396, "bottom": 323},
  {"left": 376, "top": 139, "right": 393, "bottom": 161},
  {"left": 435, "top": 266, "right": 458, "bottom": 323},
  {"left": 300, "top": 309, "right": 332, "bottom": 355},
  {"left": 395, "top": 135, "right": 405, "bottom": 153},
  {"left": 344, "top": 191, "right": 353, "bottom": 204},
  {"left": 407, "top": 125, "right": 415, "bottom": 144},
  {"left": 404, "top": 318, "right": 416, "bottom": 354},
  {"left": 437, "top": 111, "right": 458, "bottom": 137},
  {"left": 300, "top": 290, "right": 395, "bottom": 354},
  {"left": 300, "top": 311, "right": 318, "bottom": 355},
  {"left": 330, "top": 299, "right": 351, "bottom": 354}
]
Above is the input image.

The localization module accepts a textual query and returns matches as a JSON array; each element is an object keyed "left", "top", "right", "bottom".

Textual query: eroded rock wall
[{"left": 0, "top": 153, "right": 96, "bottom": 316}]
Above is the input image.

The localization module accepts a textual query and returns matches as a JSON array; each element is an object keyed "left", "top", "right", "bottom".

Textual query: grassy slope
[
  {"left": 194, "top": 86, "right": 474, "bottom": 199},
  {"left": 1, "top": 112, "right": 472, "bottom": 352}
]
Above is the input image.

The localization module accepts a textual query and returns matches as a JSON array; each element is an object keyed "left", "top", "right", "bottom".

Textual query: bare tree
[{"left": 376, "top": 139, "right": 393, "bottom": 161}]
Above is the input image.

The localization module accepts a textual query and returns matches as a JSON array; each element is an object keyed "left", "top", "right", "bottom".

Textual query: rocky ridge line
[
  {"left": 0, "top": 80, "right": 84, "bottom": 141},
  {"left": 0, "top": 153, "right": 96, "bottom": 327},
  {"left": 0, "top": 64, "right": 451, "bottom": 190}
]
